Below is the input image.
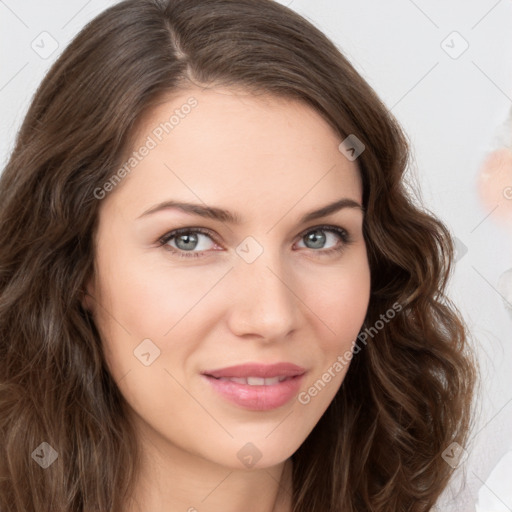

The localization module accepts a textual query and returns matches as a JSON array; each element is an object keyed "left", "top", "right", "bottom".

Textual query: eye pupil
[{"left": 304, "top": 230, "right": 326, "bottom": 249}]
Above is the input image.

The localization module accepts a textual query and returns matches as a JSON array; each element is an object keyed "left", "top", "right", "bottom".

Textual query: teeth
[
  {"left": 247, "top": 377, "right": 272, "bottom": 386},
  {"left": 218, "top": 376, "right": 290, "bottom": 385}
]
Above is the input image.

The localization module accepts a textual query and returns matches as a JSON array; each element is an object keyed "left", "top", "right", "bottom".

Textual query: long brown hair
[{"left": 0, "top": 0, "right": 477, "bottom": 510}]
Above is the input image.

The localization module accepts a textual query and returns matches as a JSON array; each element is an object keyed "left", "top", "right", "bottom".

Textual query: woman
[{"left": 0, "top": 0, "right": 477, "bottom": 510}]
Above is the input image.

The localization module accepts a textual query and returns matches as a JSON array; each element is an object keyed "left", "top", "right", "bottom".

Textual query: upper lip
[{"left": 202, "top": 363, "right": 306, "bottom": 379}]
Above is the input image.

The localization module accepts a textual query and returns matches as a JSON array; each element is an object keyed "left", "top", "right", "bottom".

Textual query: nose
[{"left": 226, "top": 249, "right": 300, "bottom": 341}]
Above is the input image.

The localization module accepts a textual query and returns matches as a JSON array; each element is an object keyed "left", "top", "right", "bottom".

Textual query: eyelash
[{"left": 157, "top": 225, "right": 352, "bottom": 260}]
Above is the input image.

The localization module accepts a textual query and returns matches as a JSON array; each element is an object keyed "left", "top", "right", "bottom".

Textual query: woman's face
[{"left": 85, "top": 86, "right": 371, "bottom": 470}]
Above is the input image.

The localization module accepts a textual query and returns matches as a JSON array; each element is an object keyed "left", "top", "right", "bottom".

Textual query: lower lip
[{"left": 203, "top": 374, "right": 305, "bottom": 411}]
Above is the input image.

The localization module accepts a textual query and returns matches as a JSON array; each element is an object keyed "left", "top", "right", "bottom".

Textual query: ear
[{"left": 81, "top": 276, "right": 96, "bottom": 314}]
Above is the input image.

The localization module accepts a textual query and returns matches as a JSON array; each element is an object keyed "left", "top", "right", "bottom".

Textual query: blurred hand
[{"left": 478, "top": 147, "right": 512, "bottom": 225}]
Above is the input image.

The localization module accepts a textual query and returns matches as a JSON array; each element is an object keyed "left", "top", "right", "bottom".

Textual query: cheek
[
  {"left": 91, "top": 254, "right": 216, "bottom": 433},
  {"left": 317, "top": 271, "right": 370, "bottom": 338},
  {"left": 99, "top": 249, "right": 219, "bottom": 336},
  {"left": 304, "top": 250, "right": 371, "bottom": 348},
  {"left": 296, "top": 251, "right": 370, "bottom": 397},
  {"left": 93, "top": 248, "right": 229, "bottom": 380}
]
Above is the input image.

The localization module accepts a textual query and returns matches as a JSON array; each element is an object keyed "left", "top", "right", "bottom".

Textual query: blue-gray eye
[{"left": 297, "top": 227, "right": 348, "bottom": 250}]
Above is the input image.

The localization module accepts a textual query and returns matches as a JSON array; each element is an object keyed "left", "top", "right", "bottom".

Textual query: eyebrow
[{"left": 137, "top": 197, "right": 364, "bottom": 224}]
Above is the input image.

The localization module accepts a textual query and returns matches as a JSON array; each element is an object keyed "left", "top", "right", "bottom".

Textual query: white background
[{"left": 1, "top": 0, "right": 511, "bottom": 510}]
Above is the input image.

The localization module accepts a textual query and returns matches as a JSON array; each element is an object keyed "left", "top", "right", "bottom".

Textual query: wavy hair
[{"left": 0, "top": 0, "right": 477, "bottom": 510}]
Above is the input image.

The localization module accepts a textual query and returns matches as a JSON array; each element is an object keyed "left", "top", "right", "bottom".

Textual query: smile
[{"left": 203, "top": 373, "right": 305, "bottom": 411}]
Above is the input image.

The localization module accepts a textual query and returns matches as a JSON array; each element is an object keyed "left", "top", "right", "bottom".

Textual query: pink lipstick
[{"left": 201, "top": 363, "right": 306, "bottom": 411}]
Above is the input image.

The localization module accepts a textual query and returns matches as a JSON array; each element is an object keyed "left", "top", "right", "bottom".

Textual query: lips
[
  {"left": 201, "top": 363, "right": 307, "bottom": 410},
  {"left": 202, "top": 362, "right": 306, "bottom": 379}
]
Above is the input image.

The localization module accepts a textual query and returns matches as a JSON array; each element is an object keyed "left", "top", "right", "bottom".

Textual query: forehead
[{"left": 102, "top": 86, "right": 363, "bottom": 220}]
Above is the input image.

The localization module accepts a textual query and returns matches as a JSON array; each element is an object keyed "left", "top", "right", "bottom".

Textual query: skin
[
  {"left": 477, "top": 147, "right": 512, "bottom": 226},
  {"left": 84, "top": 86, "right": 371, "bottom": 512}
]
